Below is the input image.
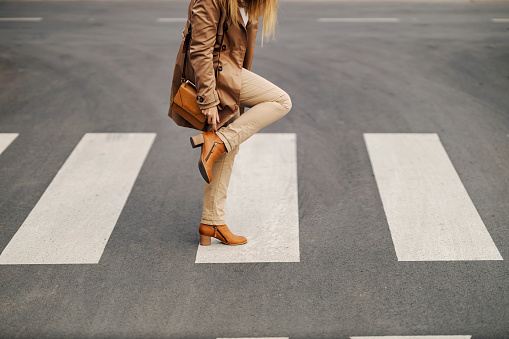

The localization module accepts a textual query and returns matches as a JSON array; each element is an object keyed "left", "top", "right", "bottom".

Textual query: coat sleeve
[{"left": 189, "top": 0, "right": 221, "bottom": 110}]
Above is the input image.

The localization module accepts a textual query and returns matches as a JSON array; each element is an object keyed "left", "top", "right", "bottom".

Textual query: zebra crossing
[{"left": 0, "top": 132, "right": 503, "bottom": 265}]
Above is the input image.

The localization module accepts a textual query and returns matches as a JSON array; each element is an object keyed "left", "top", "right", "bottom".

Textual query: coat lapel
[
  {"left": 237, "top": 7, "right": 246, "bottom": 31},
  {"left": 234, "top": 5, "right": 260, "bottom": 31}
]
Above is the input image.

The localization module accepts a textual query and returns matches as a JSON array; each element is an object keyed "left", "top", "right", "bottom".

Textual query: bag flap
[{"left": 174, "top": 83, "right": 206, "bottom": 123}]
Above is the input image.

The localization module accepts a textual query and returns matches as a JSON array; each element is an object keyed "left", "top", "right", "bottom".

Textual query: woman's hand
[{"left": 201, "top": 105, "right": 220, "bottom": 132}]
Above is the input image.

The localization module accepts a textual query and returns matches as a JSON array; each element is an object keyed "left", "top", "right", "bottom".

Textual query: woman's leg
[
  {"left": 201, "top": 67, "right": 292, "bottom": 224},
  {"left": 201, "top": 144, "right": 239, "bottom": 224},
  {"left": 216, "top": 67, "right": 292, "bottom": 152}
]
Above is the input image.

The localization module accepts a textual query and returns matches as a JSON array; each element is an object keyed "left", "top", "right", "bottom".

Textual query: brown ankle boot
[
  {"left": 198, "top": 223, "right": 247, "bottom": 246},
  {"left": 190, "top": 132, "right": 226, "bottom": 183}
]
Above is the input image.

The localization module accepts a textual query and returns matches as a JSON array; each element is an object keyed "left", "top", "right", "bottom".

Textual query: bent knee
[{"left": 277, "top": 91, "right": 292, "bottom": 114}]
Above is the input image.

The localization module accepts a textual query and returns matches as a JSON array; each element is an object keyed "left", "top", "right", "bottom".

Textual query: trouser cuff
[
  {"left": 216, "top": 131, "right": 232, "bottom": 153},
  {"left": 200, "top": 217, "right": 226, "bottom": 225}
]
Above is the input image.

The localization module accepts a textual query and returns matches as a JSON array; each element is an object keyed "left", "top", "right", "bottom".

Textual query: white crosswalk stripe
[
  {"left": 0, "top": 133, "right": 19, "bottom": 156},
  {"left": 218, "top": 336, "right": 471, "bottom": 338},
  {"left": 0, "top": 133, "right": 156, "bottom": 265},
  {"left": 195, "top": 133, "right": 300, "bottom": 263},
  {"left": 364, "top": 133, "right": 502, "bottom": 261},
  {"left": 351, "top": 336, "right": 471, "bottom": 339},
  {"left": 318, "top": 18, "right": 400, "bottom": 23},
  {"left": 157, "top": 18, "right": 187, "bottom": 22},
  {"left": 0, "top": 18, "right": 42, "bottom": 22}
]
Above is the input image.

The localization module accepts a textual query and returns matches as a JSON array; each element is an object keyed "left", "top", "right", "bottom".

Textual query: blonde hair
[{"left": 218, "top": 0, "right": 279, "bottom": 47}]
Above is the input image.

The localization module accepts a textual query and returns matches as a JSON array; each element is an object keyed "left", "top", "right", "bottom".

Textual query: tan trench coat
[{"left": 168, "top": 0, "right": 260, "bottom": 130}]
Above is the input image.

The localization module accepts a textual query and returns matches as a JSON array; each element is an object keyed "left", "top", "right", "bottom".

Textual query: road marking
[
  {"left": 0, "top": 133, "right": 19, "bottom": 155},
  {"left": 351, "top": 336, "right": 471, "bottom": 339},
  {"left": 492, "top": 18, "right": 509, "bottom": 23},
  {"left": 157, "top": 18, "right": 187, "bottom": 23},
  {"left": 318, "top": 18, "right": 400, "bottom": 23},
  {"left": 195, "top": 133, "right": 300, "bottom": 263},
  {"left": 218, "top": 338, "right": 289, "bottom": 339},
  {"left": 0, "top": 133, "right": 156, "bottom": 265},
  {"left": 0, "top": 18, "right": 43, "bottom": 22},
  {"left": 364, "top": 133, "right": 502, "bottom": 261}
]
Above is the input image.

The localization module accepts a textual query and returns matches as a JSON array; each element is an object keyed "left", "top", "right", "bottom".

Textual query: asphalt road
[{"left": 1, "top": 1, "right": 509, "bottom": 338}]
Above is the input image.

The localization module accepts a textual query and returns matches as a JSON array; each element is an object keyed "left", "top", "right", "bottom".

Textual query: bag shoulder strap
[
  {"left": 181, "top": 12, "right": 228, "bottom": 91},
  {"left": 181, "top": 24, "right": 192, "bottom": 82}
]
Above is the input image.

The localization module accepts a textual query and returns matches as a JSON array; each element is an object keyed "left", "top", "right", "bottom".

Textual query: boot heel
[
  {"left": 190, "top": 134, "right": 204, "bottom": 148},
  {"left": 200, "top": 234, "right": 211, "bottom": 246}
]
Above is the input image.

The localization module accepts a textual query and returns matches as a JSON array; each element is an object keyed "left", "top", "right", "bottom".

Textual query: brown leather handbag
[{"left": 170, "top": 21, "right": 227, "bottom": 131}]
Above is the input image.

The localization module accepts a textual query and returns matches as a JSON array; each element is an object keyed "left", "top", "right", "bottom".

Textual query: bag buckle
[{"left": 183, "top": 79, "right": 196, "bottom": 88}]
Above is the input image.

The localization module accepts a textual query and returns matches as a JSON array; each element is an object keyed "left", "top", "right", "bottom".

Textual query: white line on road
[
  {"left": 0, "top": 18, "right": 42, "bottom": 22},
  {"left": 318, "top": 18, "right": 400, "bottom": 23},
  {"left": 364, "top": 133, "right": 502, "bottom": 261},
  {"left": 0, "top": 133, "right": 156, "bottom": 265},
  {"left": 351, "top": 336, "right": 472, "bottom": 339},
  {"left": 195, "top": 133, "right": 300, "bottom": 263},
  {"left": 157, "top": 18, "right": 187, "bottom": 23},
  {"left": 0, "top": 133, "right": 19, "bottom": 156},
  {"left": 492, "top": 18, "right": 509, "bottom": 23}
]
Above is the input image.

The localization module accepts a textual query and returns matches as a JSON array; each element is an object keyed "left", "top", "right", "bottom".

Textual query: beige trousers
[{"left": 200, "top": 67, "right": 292, "bottom": 224}]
